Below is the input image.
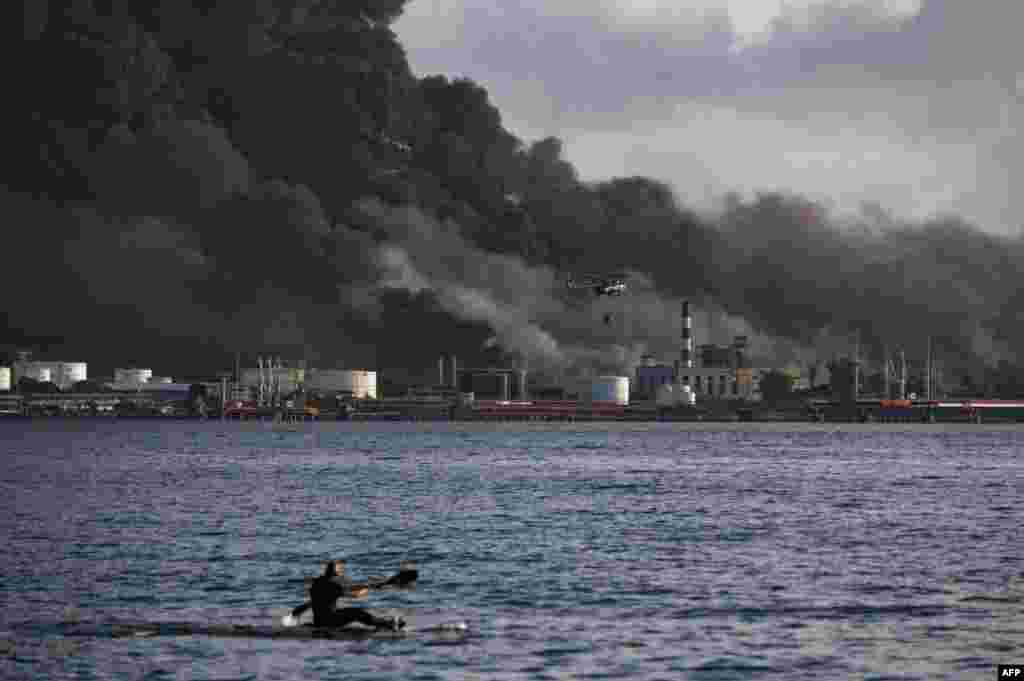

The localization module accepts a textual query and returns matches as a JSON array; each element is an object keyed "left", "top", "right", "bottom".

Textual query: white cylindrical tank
[
  {"left": 655, "top": 383, "right": 675, "bottom": 407},
  {"left": 61, "top": 362, "right": 88, "bottom": 387},
  {"left": 115, "top": 368, "right": 153, "bottom": 387},
  {"left": 45, "top": 362, "right": 87, "bottom": 389},
  {"left": 0, "top": 367, "right": 10, "bottom": 391},
  {"left": 20, "top": 364, "right": 51, "bottom": 383},
  {"left": 148, "top": 376, "right": 173, "bottom": 384},
  {"left": 308, "top": 369, "right": 377, "bottom": 399},
  {"left": 677, "top": 383, "right": 696, "bottom": 406},
  {"left": 591, "top": 376, "right": 629, "bottom": 405}
]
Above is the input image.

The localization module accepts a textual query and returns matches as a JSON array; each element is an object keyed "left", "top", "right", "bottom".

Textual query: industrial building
[
  {"left": 674, "top": 367, "right": 766, "bottom": 400},
  {"left": 457, "top": 368, "right": 528, "bottom": 402},
  {"left": 580, "top": 376, "right": 630, "bottom": 405},
  {"left": 227, "top": 360, "right": 377, "bottom": 404},
  {"left": 634, "top": 356, "right": 675, "bottom": 399},
  {"left": 238, "top": 359, "right": 306, "bottom": 401},
  {"left": 633, "top": 301, "right": 763, "bottom": 403},
  {"left": 430, "top": 354, "right": 529, "bottom": 402},
  {"left": 682, "top": 334, "right": 761, "bottom": 399},
  {"left": 306, "top": 368, "right": 377, "bottom": 399}
]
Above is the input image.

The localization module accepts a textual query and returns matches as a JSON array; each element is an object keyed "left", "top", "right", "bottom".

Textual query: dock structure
[
  {"left": 454, "top": 399, "right": 626, "bottom": 422},
  {"left": 222, "top": 401, "right": 319, "bottom": 421},
  {"left": 807, "top": 398, "right": 1024, "bottom": 423},
  {"left": 6, "top": 387, "right": 1024, "bottom": 423},
  {"left": 6, "top": 392, "right": 182, "bottom": 417}
]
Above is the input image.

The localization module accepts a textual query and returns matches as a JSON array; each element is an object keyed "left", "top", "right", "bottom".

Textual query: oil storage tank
[
  {"left": 0, "top": 367, "right": 10, "bottom": 391},
  {"left": 308, "top": 369, "right": 377, "bottom": 399},
  {"left": 55, "top": 362, "right": 88, "bottom": 389},
  {"left": 590, "top": 376, "right": 630, "bottom": 405},
  {"left": 20, "top": 364, "right": 51, "bottom": 384}
]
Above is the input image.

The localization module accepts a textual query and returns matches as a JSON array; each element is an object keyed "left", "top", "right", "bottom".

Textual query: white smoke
[
  {"left": 374, "top": 240, "right": 566, "bottom": 366},
  {"left": 377, "top": 245, "right": 431, "bottom": 294},
  {"left": 362, "top": 198, "right": 810, "bottom": 374}
]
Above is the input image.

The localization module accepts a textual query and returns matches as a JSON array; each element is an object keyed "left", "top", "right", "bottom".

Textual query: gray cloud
[{"left": 396, "top": 0, "right": 1023, "bottom": 233}]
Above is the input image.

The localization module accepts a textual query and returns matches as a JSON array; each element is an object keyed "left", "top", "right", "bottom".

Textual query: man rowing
[{"left": 286, "top": 560, "right": 410, "bottom": 630}]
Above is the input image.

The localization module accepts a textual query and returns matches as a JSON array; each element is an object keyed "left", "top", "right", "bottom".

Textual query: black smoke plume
[{"left": 5, "top": 0, "right": 1023, "bottom": 395}]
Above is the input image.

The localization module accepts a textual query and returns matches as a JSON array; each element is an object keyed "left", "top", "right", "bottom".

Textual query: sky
[{"left": 394, "top": 0, "right": 1023, "bottom": 233}]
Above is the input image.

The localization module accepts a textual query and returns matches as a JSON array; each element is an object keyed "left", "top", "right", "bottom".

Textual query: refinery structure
[{"left": 3, "top": 300, "right": 1024, "bottom": 422}]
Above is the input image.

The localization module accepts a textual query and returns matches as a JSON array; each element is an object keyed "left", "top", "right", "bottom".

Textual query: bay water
[{"left": 1, "top": 420, "right": 1022, "bottom": 680}]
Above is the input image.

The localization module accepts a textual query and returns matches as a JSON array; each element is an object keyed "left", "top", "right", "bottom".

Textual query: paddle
[{"left": 368, "top": 562, "right": 418, "bottom": 589}]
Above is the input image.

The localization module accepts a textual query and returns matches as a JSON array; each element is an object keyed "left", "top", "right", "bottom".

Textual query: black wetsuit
[{"left": 308, "top": 574, "right": 394, "bottom": 628}]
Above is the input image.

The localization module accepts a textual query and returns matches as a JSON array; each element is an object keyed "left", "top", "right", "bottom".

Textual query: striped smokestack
[{"left": 681, "top": 300, "right": 693, "bottom": 369}]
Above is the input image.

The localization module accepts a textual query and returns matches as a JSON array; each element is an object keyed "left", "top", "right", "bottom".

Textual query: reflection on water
[
  {"left": 794, "top": 576, "right": 1024, "bottom": 678},
  {"left": 0, "top": 421, "right": 1022, "bottom": 680}
]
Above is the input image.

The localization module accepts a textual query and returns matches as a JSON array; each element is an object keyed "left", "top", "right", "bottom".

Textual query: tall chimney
[
  {"left": 925, "top": 336, "right": 931, "bottom": 401},
  {"left": 518, "top": 369, "right": 527, "bottom": 401},
  {"left": 883, "top": 346, "right": 890, "bottom": 399},
  {"left": 898, "top": 349, "right": 906, "bottom": 400},
  {"left": 257, "top": 357, "right": 264, "bottom": 405},
  {"left": 438, "top": 356, "right": 446, "bottom": 388},
  {"left": 681, "top": 300, "right": 693, "bottom": 369},
  {"left": 853, "top": 331, "right": 861, "bottom": 399},
  {"left": 449, "top": 355, "right": 458, "bottom": 390}
]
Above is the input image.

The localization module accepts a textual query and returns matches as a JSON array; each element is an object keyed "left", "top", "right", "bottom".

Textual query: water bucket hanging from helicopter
[
  {"left": 564, "top": 271, "right": 630, "bottom": 336},
  {"left": 598, "top": 293, "right": 631, "bottom": 341}
]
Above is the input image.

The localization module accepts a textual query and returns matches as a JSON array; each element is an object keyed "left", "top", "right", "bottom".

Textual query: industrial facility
[
  {"left": 2, "top": 302, "right": 1023, "bottom": 422},
  {"left": 634, "top": 301, "right": 755, "bottom": 407}
]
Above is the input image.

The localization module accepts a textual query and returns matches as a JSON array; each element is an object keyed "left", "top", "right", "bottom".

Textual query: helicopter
[
  {"left": 565, "top": 273, "right": 628, "bottom": 297},
  {"left": 563, "top": 272, "right": 629, "bottom": 325}
]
